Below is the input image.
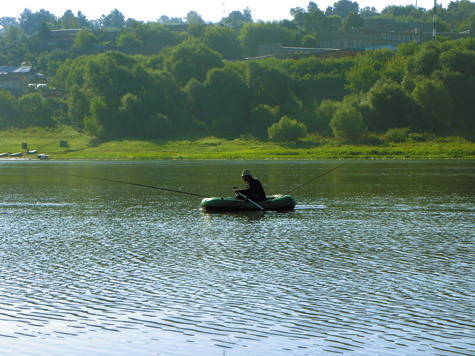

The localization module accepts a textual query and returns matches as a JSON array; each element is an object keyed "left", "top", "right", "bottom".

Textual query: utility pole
[{"left": 433, "top": 0, "right": 437, "bottom": 41}]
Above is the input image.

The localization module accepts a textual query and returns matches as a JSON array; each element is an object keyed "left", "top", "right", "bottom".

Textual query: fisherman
[{"left": 233, "top": 169, "right": 267, "bottom": 201}]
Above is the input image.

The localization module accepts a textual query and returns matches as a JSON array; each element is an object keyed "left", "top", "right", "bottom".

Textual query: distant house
[
  {"left": 255, "top": 43, "right": 342, "bottom": 59},
  {"left": 318, "top": 28, "right": 470, "bottom": 50},
  {"left": 0, "top": 66, "right": 44, "bottom": 93},
  {"left": 318, "top": 18, "right": 471, "bottom": 50},
  {"left": 50, "top": 29, "right": 82, "bottom": 41},
  {"left": 256, "top": 18, "right": 471, "bottom": 59}
]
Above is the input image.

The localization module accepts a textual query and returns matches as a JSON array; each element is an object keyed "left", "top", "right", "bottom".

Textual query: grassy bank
[{"left": 1, "top": 127, "right": 474, "bottom": 160}]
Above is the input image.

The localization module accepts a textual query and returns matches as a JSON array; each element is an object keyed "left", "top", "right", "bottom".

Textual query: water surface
[{"left": 1, "top": 160, "right": 474, "bottom": 355}]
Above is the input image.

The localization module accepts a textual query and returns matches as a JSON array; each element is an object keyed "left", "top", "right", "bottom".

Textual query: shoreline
[{"left": 1, "top": 128, "right": 474, "bottom": 161}]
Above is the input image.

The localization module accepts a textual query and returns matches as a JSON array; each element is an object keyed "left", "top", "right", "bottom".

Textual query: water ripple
[{"left": 1, "top": 161, "right": 474, "bottom": 356}]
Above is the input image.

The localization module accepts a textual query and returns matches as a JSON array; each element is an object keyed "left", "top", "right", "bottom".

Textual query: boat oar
[{"left": 237, "top": 192, "right": 265, "bottom": 211}]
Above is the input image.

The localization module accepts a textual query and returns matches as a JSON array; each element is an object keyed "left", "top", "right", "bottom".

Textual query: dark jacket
[{"left": 238, "top": 177, "right": 267, "bottom": 201}]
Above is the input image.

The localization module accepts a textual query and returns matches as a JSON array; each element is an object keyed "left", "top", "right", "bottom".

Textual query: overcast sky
[{"left": 1, "top": 1, "right": 448, "bottom": 23}]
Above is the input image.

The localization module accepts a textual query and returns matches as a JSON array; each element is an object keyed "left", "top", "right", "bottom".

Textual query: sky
[{"left": 1, "top": 0, "right": 451, "bottom": 23}]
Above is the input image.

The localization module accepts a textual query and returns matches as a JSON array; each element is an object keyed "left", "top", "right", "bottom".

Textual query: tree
[
  {"left": 67, "top": 84, "right": 90, "bottom": 129},
  {"left": 118, "top": 93, "right": 147, "bottom": 136},
  {"left": 71, "top": 29, "right": 98, "bottom": 54},
  {"left": 406, "top": 45, "right": 441, "bottom": 77},
  {"left": 0, "top": 89, "right": 18, "bottom": 128},
  {"left": 116, "top": 31, "right": 143, "bottom": 47},
  {"left": 432, "top": 69, "right": 474, "bottom": 131},
  {"left": 19, "top": 9, "right": 57, "bottom": 35},
  {"left": 342, "top": 12, "right": 364, "bottom": 31},
  {"left": 440, "top": 48, "right": 475, "bottom": 76},
  {"left": 345, "top": 55, "right": 380, "bottom": 93},
  {"left": 314, "top": 100, "right": 339, "bottom": 135},
  {"left": 58, "top": 10, "right": 90, "bottom": 29},
  {"left": 60, "top": 10, "right": 79, "bottom": 29},
  {"left": 359, "top": 7, "right": 379, "bottom": 19},
  {"left": 247, "top": 61, "right": 301, "bottom": 115},
  {"left": 38, "top": 21, "right": 51, "bottom": 40},
  {"left": 268, "top": 116, "right": 307, "bottom": 142},
  {"left": 134, "top": 23, "right": 181, "bottom": 47},
  {"left": 185, "top": 11, "right": 204, "bottom": 25},
  {"left": 183, "top": 78, "right": 205, "bottom": 122},
  {"left": 222, "top": 8, "right": 253, "bottom": 29},
  {"left": 250, "top": 105, "right": 279, "bottom": 138},
  {"left": 330, "top": 105, "right": 367, "bottom": 142},
  {"left": 299, "top": 2, "right": 328, "bottom": 34},
  {"left": 330, "top": 0, "right": 359, "bottom": 19},
  {"left": 380, "top": 5, "right": 427, "bottom": 22},
  {"left": 147, "top": 113, "right": 173, "bottom": 138},
  {"left": 100, "top": 9, "right": 125, "bottom": 29},
  {"left": 411, "top": 77, "right": 454, "bottom": 133},
  {"left": 239, "top": 21, "right": 296, "bottom": 57},
  {"left": 18, "top": 93, "right": 55, "bottom": 128},
  {"left": 158, "top": 16, "right": 184, "bottom": 24},
  {"left": 0, "top": 17, "right": 19, "bottom": 29},
  {"left": 201, "top": 25, "right": 242, "bottom": 60},
  {"left": 202, "top": 67, "right": 250, "bottom": 135},
  {"left": 366, "top": 79, "right": 416, "bottom": 131},
  {"left": 163, "top": 40, "right": 224, "bottom": 86}
]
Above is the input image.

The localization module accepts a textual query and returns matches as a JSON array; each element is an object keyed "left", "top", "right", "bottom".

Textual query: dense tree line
[{"left": 0, "top": 1, "right": 474, "bottom": 143}]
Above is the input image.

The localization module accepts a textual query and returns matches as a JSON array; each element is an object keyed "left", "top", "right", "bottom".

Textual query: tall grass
[{"left": 0, "top": 127, "right": 473, "bottom": 160}]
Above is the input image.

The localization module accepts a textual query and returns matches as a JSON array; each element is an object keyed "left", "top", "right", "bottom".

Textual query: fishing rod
[
  {"left": 66, "top": 174, "right": 209, "bottom": 198},
  {"left": 279, "top": 161, "right": 349, "bottom": 196}
]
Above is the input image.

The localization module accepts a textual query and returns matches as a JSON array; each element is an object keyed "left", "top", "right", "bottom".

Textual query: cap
[{"left": 241, "top": 169, "right": 252, "bottom": 177}]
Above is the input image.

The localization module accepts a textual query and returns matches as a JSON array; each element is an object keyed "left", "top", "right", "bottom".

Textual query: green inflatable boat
[{"left": 200, "top": 195, "right": 296, "bottom": 211}]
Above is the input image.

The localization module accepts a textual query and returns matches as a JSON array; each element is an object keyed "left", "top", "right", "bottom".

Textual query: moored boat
[
  {"left": 201, "top": 194, "right": 296, "bottom": 211},
  {"left": 10, "top": 152, "right": 23, "bottom": 157},
  {"left": 0, "top": 153, "right": 8, "bottom": 157},
  {"left": 37, "top": 154, "right": 50, "bottom": 160}
]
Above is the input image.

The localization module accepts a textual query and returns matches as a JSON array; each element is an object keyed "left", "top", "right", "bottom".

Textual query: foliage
[
  {"left": 0, "top": 4, "right": 473, "bottom": 143},
  {"left": 201, "top": 67, "right": 250, "bottom": 135},
  {"left": 71, "top": 29, "right": 99, "bottom": 54},
  {"left": 250, "top": 105, "right": 280, "bottom": 139},
  {"left": 313, "top": 100, "right": 339, "bottom": 135},
  {"left": 328, "top": 0, "right": 360, "bottom": 19},
  {"left": 201, "top": 25, "right": 242, "bottom": 60},
  {"left": 17, "top": 93, "right": 55, "bottom": 128},
  {"left": 163, "top": 40, "right": 224, "bottom": 86},
  {"left": 0, "top": 89, "right": 18, "bottom": 128},
  {"left": 221, "top": 8, "right": 253, "bottom": 29},
  {"left": 365, "top": 79, "right": 416, "bottom": 132},
  {"left": 411, "top": 77, "right": 454, "bottom": 134},
  {"left": 268, "top": 116, "right": 307, "bottom": 142},
  {"left": 386, "top": 127, "right": 410, "bottom": 142},
  {"left": 330, "top": 105, "right": 367, "bottom": 143},
  {"left": 342, "top": 12, "right": 364, "bottom": 31},
  {"left": 345, "top": 49, "right": 396, "bottom": 93}
]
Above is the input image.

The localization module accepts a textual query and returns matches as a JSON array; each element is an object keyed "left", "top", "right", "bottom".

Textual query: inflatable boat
[{"left": 201, "top": 195, "right": 296, "bottom": 211}]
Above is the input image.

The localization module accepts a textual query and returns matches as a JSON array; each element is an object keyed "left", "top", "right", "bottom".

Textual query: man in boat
[{"left": 233, "top": 169, "right": 267, "bottom": 201}]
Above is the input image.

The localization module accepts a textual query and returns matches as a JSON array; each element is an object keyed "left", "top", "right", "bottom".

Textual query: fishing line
[
  {"left": 279, "top": 161, "right": 349, "bottom": 196},
  {"left": 66, "top": 174, "right": 209, "bottom": 198}
]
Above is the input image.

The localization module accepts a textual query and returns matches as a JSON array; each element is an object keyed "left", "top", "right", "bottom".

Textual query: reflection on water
[{"left": 0, "top": 160, "right": 474, "bottom": 355}]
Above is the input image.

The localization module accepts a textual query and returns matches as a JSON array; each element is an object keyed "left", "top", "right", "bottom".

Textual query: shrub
[
  {"left": 386, "top": 128, "right": 410, "bottom": 143},
  {"left": 408, "top": 132, "right": 435, "bottom": 142},
  {"left": 268, "top": 116, "right": 307, "bottom": 142},
  {"left": 330, "top": 106, "right": 367, "bottom": 143}
]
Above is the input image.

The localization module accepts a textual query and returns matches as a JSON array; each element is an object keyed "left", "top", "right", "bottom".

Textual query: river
[{"left": 0, "top": 160, "right": 474, "bottom": 355}]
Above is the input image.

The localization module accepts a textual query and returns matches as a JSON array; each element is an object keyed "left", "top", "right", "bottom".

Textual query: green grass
[{"left": 1, "top": 127, "right": 474, "bottom": 160}]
